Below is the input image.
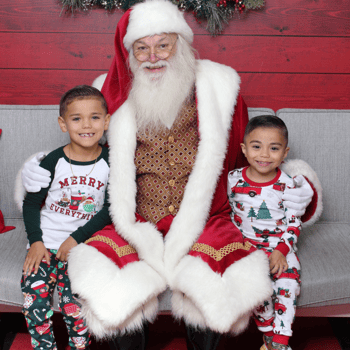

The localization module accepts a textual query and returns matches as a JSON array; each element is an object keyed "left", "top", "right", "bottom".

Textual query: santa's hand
[
  {"left": 22, "top": 152, "right": 51, "bottom": 192},
  {"left": 282, "top": 175, "right": 313, "bottom": 217}
]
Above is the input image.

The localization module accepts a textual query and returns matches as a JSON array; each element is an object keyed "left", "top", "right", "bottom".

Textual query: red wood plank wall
[{"left": 0, "top": 0, "right": 349, "bottom": 111}]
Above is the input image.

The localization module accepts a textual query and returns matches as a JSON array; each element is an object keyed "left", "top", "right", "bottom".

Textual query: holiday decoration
[
  {"left": 256, "top": 200, "right": 272, "bottom": 220},
  {"left": 60, "top": 0, "right": 265, "bottom": 34},
  {"left": 247, "top": 206, "right": 257, "bottom": 222},
  {"left": 0, "top": 209, "right": 16, "bottom": 234}
]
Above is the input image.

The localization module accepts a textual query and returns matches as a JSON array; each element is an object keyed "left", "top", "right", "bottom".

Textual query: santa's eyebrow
[{"left": 134, "top": 35, "right": 172, "bottom": 46}]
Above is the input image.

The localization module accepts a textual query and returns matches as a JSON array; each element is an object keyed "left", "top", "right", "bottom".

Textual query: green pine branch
[{"left": 60, "top": 0, "right": 265, "bottom": 34}]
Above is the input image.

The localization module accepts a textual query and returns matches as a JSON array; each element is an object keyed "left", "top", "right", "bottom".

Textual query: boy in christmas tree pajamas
[
  {"left": 21, "top": 85, "right": 111, "bottom": 350},
  {"left": 228, "top": 115, "right": 302, "bottom": 350}
]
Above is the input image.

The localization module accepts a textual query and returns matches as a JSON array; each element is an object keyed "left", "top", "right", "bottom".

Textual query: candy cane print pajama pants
[{"left": 21, "top": 249, "right": 90, "bottom": 349}]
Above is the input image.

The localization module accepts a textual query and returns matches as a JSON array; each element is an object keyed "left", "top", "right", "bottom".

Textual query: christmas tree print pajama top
[{"left": 228, "top": 166, "right": 302, "bottom": 337}]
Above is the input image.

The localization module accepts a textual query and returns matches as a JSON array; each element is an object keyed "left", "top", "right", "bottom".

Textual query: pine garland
[{"left": 60, "top": 0, "right": 264, "bottom": 35}]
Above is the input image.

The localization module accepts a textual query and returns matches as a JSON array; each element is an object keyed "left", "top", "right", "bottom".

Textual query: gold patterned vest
[{"left": 135, "top": 95, "right": 198, "bottom": 224}]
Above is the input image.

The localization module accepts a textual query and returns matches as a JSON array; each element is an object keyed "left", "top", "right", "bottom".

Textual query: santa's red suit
[{"left": 67, "top": 0, "right": 321, "bottom": 340}]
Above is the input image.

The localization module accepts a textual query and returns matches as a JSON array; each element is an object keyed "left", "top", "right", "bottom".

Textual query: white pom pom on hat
[{"left": 123, "top": 0, "right": 194, "bottom": 51}]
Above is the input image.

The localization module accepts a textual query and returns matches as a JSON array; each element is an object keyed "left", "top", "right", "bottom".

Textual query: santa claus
[{"left": 19, "top": 0, "right": 322, "bottom": 349}]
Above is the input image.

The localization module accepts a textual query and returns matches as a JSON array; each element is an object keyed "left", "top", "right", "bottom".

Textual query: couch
[{"left": 0, "top": 105, "right": 349, "bottom": 319}]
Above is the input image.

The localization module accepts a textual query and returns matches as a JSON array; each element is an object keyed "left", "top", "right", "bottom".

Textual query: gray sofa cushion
[
  {"left": 0, "top": 105, "right": 69, "bottom": 311},
  {"left": 0, "top": 219, "right": 60, "bottom": 312},
  {"left": 277, "top": 109, "right": 350, "bottom": 223},
  {"left": 277, "top": 109, "right": 350, "bottom": 310},
  {"left": 0, "top": 105, "right": 69, "bottom": 220},
  {"left": 297, "top": 223, "right": 350, "bottom": 308}
]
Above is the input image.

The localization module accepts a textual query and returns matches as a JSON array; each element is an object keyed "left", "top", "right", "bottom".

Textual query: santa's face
[
  {"left": 128, "top": 34, "right": 196, "bottom": 133},
  {"left": 132, "top": 33, "right": 178, "bottom": 77}
]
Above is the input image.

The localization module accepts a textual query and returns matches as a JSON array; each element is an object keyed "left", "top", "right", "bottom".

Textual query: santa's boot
[
  {"left": 108, "top": 324, "right": 148, "bottom": 350},
  {"left": 185, "top": 325, "right": 222, "bottom": 350}
]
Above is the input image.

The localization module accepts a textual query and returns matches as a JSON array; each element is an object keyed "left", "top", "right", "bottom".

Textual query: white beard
[{"left": 128, "top": 37, "right": 196, "bottom": 134}]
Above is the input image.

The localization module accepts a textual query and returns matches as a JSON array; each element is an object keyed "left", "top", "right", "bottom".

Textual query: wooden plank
[
  {"left": 0, "top": 33, "right": 114, "bottom": 70},
  {"left": 0, "top": 0, "right": 349, "bottom": 36},
  {"left": 196, "top": 36, "right": 350, "bottom": 74},
  {"left": 240, "top": 73, "right": 350, "bottom": 110},
  {"left": 220, "top": 0, "right": 350, "bottom": 37},
  {"left": 0, "top": 70, "right": 104, "bottom": 105},
  {"left": 2, "top": 33, "right": 350, "bottom": 74},
  {"left": 1, "top": 69, "right": 349, "bottom": 111},
  {"left": 0, "top": 1, "right": 122, "bottom": 33}
]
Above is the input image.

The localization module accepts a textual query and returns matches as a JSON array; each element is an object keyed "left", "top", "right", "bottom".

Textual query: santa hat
[
  {"left": 101, "top": 0, "right": 193, "bottom": 115},
  {"left": 123, "top": 0, "right": 193, "bottom": 51},
  {"left": 0, "top": 210, "right": 15, "bottom": 234}
]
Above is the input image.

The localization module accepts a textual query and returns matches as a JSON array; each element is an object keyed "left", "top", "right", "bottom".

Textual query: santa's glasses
[{"left": 133, "top": 36, "right": 178, "bottom": 62}]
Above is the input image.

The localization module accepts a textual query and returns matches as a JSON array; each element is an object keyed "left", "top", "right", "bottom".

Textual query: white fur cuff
[
  {"left": 68, "top": 243, "right": 167, "bottom": 338},
  {"left": 171, "top": 250, "right": 272, "bottom": 334}
]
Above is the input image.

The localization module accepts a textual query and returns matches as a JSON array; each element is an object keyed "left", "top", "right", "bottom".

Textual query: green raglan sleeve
[{"left": 22, "top": 150, "right": 58, "bottom": 246}]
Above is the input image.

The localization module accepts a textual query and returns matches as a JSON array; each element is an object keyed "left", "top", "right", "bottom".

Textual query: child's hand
[
  {"left": 56, "top": 236, "right": 78, "bottom": 262},
  {"left": 23, "top": 241, "right": 50, "bottom": 276},
  {"left": 269, "top": 250, "right": 288, "bottom": 278}
]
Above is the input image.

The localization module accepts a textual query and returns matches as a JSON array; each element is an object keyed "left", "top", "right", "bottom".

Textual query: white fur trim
[
  {"left": 171, "top": 250, "right": 272, "bottom": 334},
  {"left": 163, "top": 60, "right": 240, "bottom": 277},
  {"left": 78, "top": 296, "right": 158, "bottom": 340},
  {"left": 107, "top": 60, "right": 240, "bottom": 278},
  {"left": 281, "top": 159, "right": 323, "bottom": 227},
  {"left": 124, "top": 0, "right": 193, "bottom": 51},
  {"left": 92, "top": 73, "right": 107, "bottom": 91},
  {"left": 68, "top": 243, "right": 166, "bottom": 338},
  {"left": 107, "top": 101, "right": 166, "bottom": 277}
]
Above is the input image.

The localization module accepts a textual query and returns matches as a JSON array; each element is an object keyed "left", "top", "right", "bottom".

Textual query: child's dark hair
[
  {"left": 244, "top": 115, "right": 288, "bottom": 144},
  {"left": 59, "top": 85, "right": 108, "bottom": 116}
]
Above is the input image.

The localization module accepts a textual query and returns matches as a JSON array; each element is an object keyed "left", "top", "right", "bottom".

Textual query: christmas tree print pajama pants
[
  {"left": 21, "top": 250, "right": 90, "bottom": 349},
  {"left": 253, "top": 250, "right": 301, "bottom": 337}
]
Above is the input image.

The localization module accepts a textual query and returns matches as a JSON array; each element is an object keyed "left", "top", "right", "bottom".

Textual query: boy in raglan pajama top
[
  {"left": 21, "top": 146, "right": 110, "bottom": 349},
  {"left": 228, "top": 167, "right": 301, "bottom": 339},
  {"left": 21, "top": 85, "right": 111, "bottom": 350},
  {"left": 228, "top": 115, "right": 303, "bottom": 350}
]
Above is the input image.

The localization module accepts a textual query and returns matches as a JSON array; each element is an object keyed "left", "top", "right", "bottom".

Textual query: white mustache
[{"left": 140, "top": 60, "right": 169, "bottom": 70}]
